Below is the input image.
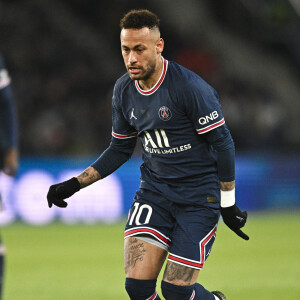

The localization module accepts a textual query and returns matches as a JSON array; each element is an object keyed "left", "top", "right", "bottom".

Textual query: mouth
[{"left": 128, "top": 67, "right": 141, "bottom": 75}]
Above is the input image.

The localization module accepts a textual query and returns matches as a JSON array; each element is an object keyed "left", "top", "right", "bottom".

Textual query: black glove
[
  {"left": 47, "top": 177, "right": 81, "bottom": 208},
  {"left": 220, "top": 204, "right": 249, "bottom": 240}
]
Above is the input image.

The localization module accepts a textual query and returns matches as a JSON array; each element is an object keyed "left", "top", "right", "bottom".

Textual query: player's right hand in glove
[
  {"left": 220, "top": 204, "right": 249, "bottom": 240},
  {"left": 47, "top": 177, "right": 81, "bottom": 208}
]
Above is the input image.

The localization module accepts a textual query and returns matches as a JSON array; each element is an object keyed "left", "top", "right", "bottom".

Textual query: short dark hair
[{"left": 120, "top": 9, "right": 160, "bottom": 31}]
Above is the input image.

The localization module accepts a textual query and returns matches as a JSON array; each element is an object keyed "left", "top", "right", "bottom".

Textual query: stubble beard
[{"left": 128, "top": 57, "right": 157, "bottom": 81}]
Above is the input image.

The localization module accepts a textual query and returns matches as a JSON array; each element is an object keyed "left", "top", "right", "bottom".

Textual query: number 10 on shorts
[{"left": 129, "top": 202, "right": 153, "bottom": 225}]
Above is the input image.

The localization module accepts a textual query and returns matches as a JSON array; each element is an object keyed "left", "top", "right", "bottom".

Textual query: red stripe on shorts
[
  {"left": 168, "top": 254, "right": 203, "bottom": 269},
  {"left": 124, "top": 228, "right": 171, "bottom": 245}
]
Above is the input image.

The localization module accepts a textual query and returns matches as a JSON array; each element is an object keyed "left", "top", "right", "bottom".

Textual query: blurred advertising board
[{"left": 0, "top": 156, "right": 299, "bottom": 225}]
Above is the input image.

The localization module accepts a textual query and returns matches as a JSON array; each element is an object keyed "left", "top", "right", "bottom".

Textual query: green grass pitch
[{"left": 2, "top": 212, "right": 300, "bottom": 300}]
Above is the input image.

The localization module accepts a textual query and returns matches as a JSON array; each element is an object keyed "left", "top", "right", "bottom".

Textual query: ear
[{"left": 156, "top": 38, "right": 164, "bottom": 54}]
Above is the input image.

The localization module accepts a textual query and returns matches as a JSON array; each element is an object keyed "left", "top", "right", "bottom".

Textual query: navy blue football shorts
[{"left": 124, "top": 188, "right": 220, "bottom": 270}]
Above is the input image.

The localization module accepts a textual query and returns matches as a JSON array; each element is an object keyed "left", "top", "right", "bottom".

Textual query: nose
[{"left": 128, "top": 51, "right": 137, "bottom": 65}]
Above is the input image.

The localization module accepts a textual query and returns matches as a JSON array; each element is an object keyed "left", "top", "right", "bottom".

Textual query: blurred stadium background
[{"left": 0, "top": 0, "right": 299, "bottom": 299}]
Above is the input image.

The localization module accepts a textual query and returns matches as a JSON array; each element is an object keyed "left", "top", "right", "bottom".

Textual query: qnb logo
[{"left": 198, "top": 111, "right": 219, "bottom": 125}]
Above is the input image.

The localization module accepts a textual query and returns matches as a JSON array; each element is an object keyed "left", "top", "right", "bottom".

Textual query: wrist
[
  {"left": 220, "top": 188, "right": 235, "bottom": 208},
  {"left": 69, "top": 177, "right": 81, "bottom": 191}
]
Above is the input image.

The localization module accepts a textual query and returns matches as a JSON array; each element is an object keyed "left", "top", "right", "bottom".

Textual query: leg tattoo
[
  {"left": 124, "top": 238, "right": 147, "bottom": 272},
  {"left": 163, "top": 261, "right": 199, "bottom": 286}
]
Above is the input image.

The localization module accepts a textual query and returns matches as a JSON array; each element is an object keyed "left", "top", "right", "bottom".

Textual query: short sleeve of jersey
[
  {"left": 181, "top": 78, "right": 225, "bottom": 135},
  {"left": 111, "top": 81, "right": 137, "bottom": 140},
  {"left": 0, "top": 54, "right": 11, "bottom": 90}
]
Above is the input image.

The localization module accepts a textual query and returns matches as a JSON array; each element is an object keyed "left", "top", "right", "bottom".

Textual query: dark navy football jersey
[
  {"left": 0, "top": 53, "right": 17, "bottom": 158},
  {"left": 112, "top": 58, "right": 225, "bottom": 207}
]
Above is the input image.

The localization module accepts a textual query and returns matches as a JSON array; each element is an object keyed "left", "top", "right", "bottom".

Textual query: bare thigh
[
  {"left": 124, "top": 237, "right": 168, "bottom": 280},
  {"left": 163, "top": 261, "right": 199, "bottom": 286}
]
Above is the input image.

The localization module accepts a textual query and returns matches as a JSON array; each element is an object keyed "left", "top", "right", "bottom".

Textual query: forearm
[
  {"left": 76, "top": 137, "right": 136, "bottom": 189},
  {"left": 76, "top": 166, "right": 101, "bottom": 188},
  {"left": 203, "top": 125, "right": 236, "bottom": 205},
  {"left": 203, "top": 125, "right": 235, "bottom": 182},
  {"left": 91, "top": 136, "right": 136, "bottom": 178},
  {"left": 203, "top": 125, "right": 249, "bottom": 240},
  {"left": 220, "top": 180, "right": 235, "bottom": 191}
]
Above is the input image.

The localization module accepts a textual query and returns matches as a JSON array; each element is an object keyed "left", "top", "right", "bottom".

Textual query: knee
[
  {"left": 125, "top": 278, "right": 158, "bottom": 300},
  {"left": 161, "top": 281, "right": 194, "bottom": 300}
]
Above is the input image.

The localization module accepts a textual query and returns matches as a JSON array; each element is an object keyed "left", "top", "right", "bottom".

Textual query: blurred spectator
[
  {"left": 0, "top": 0, "right": 299, "bottom": 155},
  {"left": 0, "top": 52, "right": 19, "bottom": 300}
]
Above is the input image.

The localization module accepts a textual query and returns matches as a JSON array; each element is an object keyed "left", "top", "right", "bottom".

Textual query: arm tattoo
[
  {"left": 163, "top": 262, "right": 196, "bottom": 285},
  {"left": 77, "top": 166, "right": 101, "bottom": 188},
  {"left": 220, "top": 180, "right": 235, "bottom": 191},
  {"left": 124, "top": 238, "right": 146, "bottom": 271}
]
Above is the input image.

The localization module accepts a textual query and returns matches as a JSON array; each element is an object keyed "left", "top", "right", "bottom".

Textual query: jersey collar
[{"left": 135, "top": 57, "right": 168, "bottom": 96}]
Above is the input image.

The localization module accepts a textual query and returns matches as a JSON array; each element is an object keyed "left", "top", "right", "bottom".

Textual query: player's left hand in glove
[
  {"left": 221, "top": 204, "right": 249, "bottom": 240},
  {"left": 47, "top": 177, "right": 81, "bottom": 208}
]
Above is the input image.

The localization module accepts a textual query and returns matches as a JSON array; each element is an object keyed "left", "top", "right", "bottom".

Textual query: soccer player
[
  {"left": 0, "top": 52, "right": 19, "bottom": 300},
  {"left": 47, "top": 9, "right": 249, "bottom": 300}
]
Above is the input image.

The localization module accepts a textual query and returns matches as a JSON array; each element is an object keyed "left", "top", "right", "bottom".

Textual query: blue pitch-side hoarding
[{"left": 0, "top": 155, "right": 299, "bottom": 225}]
